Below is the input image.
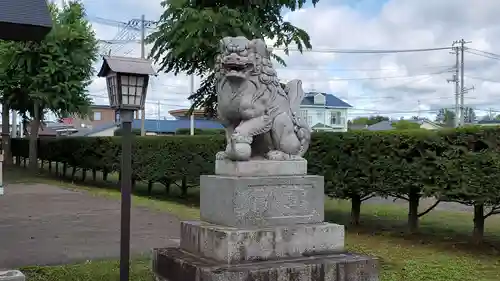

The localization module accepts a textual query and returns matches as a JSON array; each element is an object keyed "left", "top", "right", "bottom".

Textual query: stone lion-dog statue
[{"left": 215, "top": 36, "right": 311, "bottom": 161}]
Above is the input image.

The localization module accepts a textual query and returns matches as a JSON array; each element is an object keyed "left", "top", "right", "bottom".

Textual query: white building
[{"left": 299, "top": 92, "right": 352, "bottom": 132}]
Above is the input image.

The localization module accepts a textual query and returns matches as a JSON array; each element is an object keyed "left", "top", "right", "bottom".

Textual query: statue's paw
[
  {"left": 216, "top": 151, "right": 228, "bottom": 160},
  {"left": 266, "top": 150, "right": 304, "bottom": 161},
  {"left": 266, "top": 150, "right": 291, "bottom": 161},
  {"left": 289, "top": 155, "right": 304, "bottom": 161},
  {"left": 231, "top": 133, "right": 252, "bottom": 144}
]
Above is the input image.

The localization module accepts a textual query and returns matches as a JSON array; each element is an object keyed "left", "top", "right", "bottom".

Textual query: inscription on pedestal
[
  {"left": 200, "top": 175, "right": 324, "bottom": 227},
  {"left": 237, "top": 184, "right": 310, "bottom": 220}
]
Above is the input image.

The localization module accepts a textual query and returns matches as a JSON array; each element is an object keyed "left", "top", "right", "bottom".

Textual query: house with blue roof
[
  {"left": 70, "top": 118, "right": 224, "bottom": 136},
  {"left": 299, "top": 92, "right": 352, "bottom": 132},
  {"left": 131, "top": 118, "right": 223, "bottom": 134},
  {"left": 69, "top": 92, "right": 351, "bottom": 136}
]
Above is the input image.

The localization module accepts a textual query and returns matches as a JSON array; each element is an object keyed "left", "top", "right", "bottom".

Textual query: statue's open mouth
[
  {"left": 224, "top": 63, "right": 247, "bottom": 71},
  {"left": 222, "top": 62, "right": 253, "bottom": 80}
]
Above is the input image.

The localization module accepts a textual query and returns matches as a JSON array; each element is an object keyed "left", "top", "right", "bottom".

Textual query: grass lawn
[{"left": 5, "top": 165, "right": 500, "bottom": 281}]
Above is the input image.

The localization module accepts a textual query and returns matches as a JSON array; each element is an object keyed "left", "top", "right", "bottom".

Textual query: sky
[{"left": 60, "top": 0, "right": 500, "bottom": 121}]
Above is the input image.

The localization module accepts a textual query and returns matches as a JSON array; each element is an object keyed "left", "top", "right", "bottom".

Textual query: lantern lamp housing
[{"left": 97, "top": 56, "right": 156, "bottom": 111}]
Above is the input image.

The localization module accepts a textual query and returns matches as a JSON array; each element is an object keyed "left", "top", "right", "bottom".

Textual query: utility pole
[
  {"left": 453, "top": 39, "right": 472, "bottom": 126},
  {"left": 140, "top": 14, "right": 146, "bottom": 136},
  {"left": 189, "top": 74, "right": 195, "bottom": 135},
  {"left": 157, "top": 101, "right": 160, "bottom": 133},
  {"left": 447, "top": 46, "right": 460, "bottom": 127},
  {"left": 417, "top": 100, "right": 421, "bottom": 118},
  {"left": 459, "top": 39, "right": 466, "bottom": 125}
]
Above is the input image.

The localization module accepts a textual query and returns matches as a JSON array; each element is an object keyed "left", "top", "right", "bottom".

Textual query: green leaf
[
  {"left": 0, "top": 1, "right": 98, "bottom": 120},
  {"left": 147, "top": 0, "right": 318, "bottom": 114}
]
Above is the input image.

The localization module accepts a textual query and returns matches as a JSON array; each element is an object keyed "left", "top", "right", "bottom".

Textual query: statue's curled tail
[{"left": 285, "top": 79, "right": 311, "bottom": 157}]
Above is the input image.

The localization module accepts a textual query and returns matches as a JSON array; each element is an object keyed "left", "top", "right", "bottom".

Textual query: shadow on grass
[
  {"left": 325, "top": 207, "right": 500, "bottom": 257},
  {"left": 6, "top": 163, "right": 201, "bottom": 207},
  {"left": 7, "top": 164, "right": 500, "bottom": 258}
]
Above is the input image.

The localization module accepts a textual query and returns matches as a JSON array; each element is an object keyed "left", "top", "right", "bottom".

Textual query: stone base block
[
  {"left": 180, "top": 221, "right": 344, "bottom": 264},
  {"left": 152, "top": 248, "right": 379, "bottom": 281},
  {"left": 215, "top": 159, "right": 307, "bottom": 176},
  {"left": 0, "top": 270, "right": 25, "bottom": 281},
  {"left": 200, "top": 175, "right": 324, "bottom": 228}
]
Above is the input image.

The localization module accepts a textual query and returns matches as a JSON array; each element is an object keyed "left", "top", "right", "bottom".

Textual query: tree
[
  {"left": 378, "top": 135, "right": 445, "bottom": 233},
  {"left": 391, "top": 120, "right": 421, "bottom": 130},
  {"left": 147, "top": 0, "right": 319, "bottom": 116},
  {"left": 351, "top": 116, "right": 389, "bottom": 126},
  {"left": 0, "top": 1, "right": 98, "bottom": 172},
  {"left": 435, "top": 108, "right": 456, "bottom": 127},
  {"left": 438, "top": 151, "right": 500, "bottom": 243}
]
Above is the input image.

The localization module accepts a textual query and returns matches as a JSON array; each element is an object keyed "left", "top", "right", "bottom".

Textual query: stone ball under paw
[{"left": 232, "top": 142, "right": 252, "bottom": 160}]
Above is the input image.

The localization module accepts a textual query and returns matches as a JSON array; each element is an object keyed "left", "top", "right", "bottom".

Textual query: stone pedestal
[
  {"left": 200, "top": 174, "right": 324, "bottom": 227},
  {"left": 152, "top": 160, "right": 379, "bottom": 281}
]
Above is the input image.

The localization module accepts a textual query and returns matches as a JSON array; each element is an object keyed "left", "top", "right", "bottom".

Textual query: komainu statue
[{"left": 215, "top": 36, "right": 311, "bottom": 161}]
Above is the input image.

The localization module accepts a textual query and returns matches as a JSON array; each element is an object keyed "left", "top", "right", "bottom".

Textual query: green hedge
[
  {"left": 114, "top": 128, "right": 141, "bottom": 136},
  {"left": 10, "top": 126, "right": 500, "bottom": 240},
  {"left": 175, "top": 128, "right": 225, "bottom": 135}
]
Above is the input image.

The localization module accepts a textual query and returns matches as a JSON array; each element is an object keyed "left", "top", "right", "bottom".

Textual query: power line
[
  {"left": 351, "top": 106, "right": 497, "bottom": 115},
  {"left": 347, "top": 95, "right": 473, "bottom": 102},
  {"left": 98, "top": 39, "right": 141, "bottom": 44},
  {"left": 87, "top": 15, "right": 496, "bottom": 120},
  {"left": 276, "top": 64, "right": 454, "bottom": 72},
  {"left": 364, "top": 68, "right": 452, "bottom": 92},
  {"left": 325, "top": 67, "right": 452, "bottom": 81},
  {"left": 274, "top": 46, "right": 452, "bottom": 54},
  {"left": 88, "top": 15, "right": 453, "bottom": 55},
  {"left": 86, "top": 16, "right": 140, "bottom": 31},
  {"left": 467, "top": 48, "right": 500, "bottom": 58},
  {"left": 465, "top": 49, "right": 500, "bottom": 61},
  {"left": 464, "top": 75, "right": 500, "bottom": 83}
]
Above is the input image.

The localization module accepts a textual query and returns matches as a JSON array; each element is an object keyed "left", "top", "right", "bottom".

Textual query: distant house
[
  {"left": 476, "top": 120, "right": 500, "bottom": 127},
  {"left": 70, "top": 119, "right": 223, "bottom": 137},
  {"left": 133, "top": 119, "right": 223, "bottom": 135},
  {"left": 367, "top": 119, "right": 442, "bottom": 131},
  {"left": 70, "top": 123, "right": 119, "bottom": 137},
  {"left": 24, "top": 120, "right": 78, "bottom": 138},
  {"left": 66, "top": 104, "right": 140, "bottom": 129},
  {"left": 299, "top": 92, "right": 352, "bottom": 132},
  {"left": 168, "top": 109, "right": 215, "bottom": 120},
  {"left": 348, "top": 123, "right": 368, "bottom": 131}
]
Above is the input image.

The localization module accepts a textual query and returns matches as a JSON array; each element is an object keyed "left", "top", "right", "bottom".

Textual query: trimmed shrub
[
  {"left": 176, "top": 128, "right": 225, "bottom": 135},
  {"left": 10, "top": 126, "right": 500, "bottom": 239},
  {"left": 114, "top": 128, "right": 141, "bottom": 136}
]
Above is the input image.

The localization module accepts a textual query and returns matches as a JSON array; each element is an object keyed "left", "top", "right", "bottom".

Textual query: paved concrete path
[{"left": 0, "top": 184, "right": 181, "bottom": 268}]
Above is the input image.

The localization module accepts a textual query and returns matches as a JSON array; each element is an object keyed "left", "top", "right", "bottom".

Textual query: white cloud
[
  {"left": 283, "top": 0, "right": 500, "bottom": 119},
  {"left": 83, "top": 0, "right": 500, "bottom": 121}
]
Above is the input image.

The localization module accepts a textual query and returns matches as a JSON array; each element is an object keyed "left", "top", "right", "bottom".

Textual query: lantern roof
[
  {"left": 97, "top": 56, "right": 157, "bottom": 77},
  {"left": 0, "top": 0, "right": 52, "bottom": 41}
]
